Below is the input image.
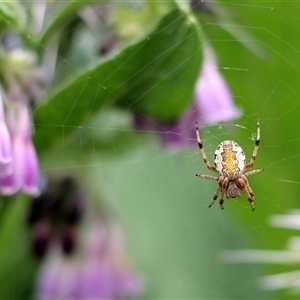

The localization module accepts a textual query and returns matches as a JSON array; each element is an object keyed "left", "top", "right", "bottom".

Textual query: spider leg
[
  {"left": 208, "top": 186, "right": 221, "bottom": 208},
  {"left": 238, "top": 176, "right": 256, "bottom": 211},
  {"left": 219, "top": 191, "right": 225, "bottom": 210},
  {"left": 244, "top": 169, "right": 264, "bottom": 177},
  {"left": 245, "top": 120, "right": 260, "bottom": 170},
  {"left": 196, "top": 174, "right": 219, "bottom": 181},
  {"left": 236, "top": 176, "right": 255, "bottom": 211},
  {"left": 244, "top": 185, "right": 256, "bottom": 211},
  {"left": 195, "top": 122, "right": 218, "bottom": 173}
]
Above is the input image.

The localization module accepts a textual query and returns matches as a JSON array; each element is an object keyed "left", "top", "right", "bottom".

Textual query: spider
[{"left": 195, "top": 121, "right": 264, "bottom": 211}]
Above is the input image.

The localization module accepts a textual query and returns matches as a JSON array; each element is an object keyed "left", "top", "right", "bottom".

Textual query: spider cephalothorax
[
  {"left": 224, "top": 179, "right": 241, "bottom": 198},
  {"left": 195, "top": 121, "right": 264, "bottom": 211}
]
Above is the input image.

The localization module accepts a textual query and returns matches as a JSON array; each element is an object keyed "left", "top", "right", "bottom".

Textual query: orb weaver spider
[{"left": 195, "top": 121, "right": 264, "bottom": 211}]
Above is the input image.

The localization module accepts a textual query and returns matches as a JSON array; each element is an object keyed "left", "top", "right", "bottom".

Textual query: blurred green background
[{"left": 1, "top": 1, "right": 300, "bottom": 299}]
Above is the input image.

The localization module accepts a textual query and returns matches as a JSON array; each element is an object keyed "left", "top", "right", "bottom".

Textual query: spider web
[{"left": 4, "top": 1, "right": 300, "bottom": 300}]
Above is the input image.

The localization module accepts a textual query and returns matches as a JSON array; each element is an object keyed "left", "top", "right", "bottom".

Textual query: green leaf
[
  {"left": 38, "top": 1, "right": 89, "bottom": 49},
  {"left": 33, "top": 6, "right": 202, "bottom": 155},
  {"left": 118, "top": 8, "right": 202, "bottom": 119},
  {"left": 0, "top": 1, "right": 26, "bottom": 32},
  {"left": 37, "top": 1, "right": 170, "bottom": 52},
  {"left": 0, "top": 196, "right": 37, "bottom": 300},
  {"left": 107, "top": 1, "right": 171, "bottom": 41}
]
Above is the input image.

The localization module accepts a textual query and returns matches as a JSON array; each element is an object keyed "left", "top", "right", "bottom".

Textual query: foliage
[{"left": 0, "top": 1, "right": 299, "bottom": 299}]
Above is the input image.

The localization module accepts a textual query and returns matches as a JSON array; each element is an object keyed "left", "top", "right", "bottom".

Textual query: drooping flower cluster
[
  {"left": 221, "top": 209, "right": 300, "bottom": 294},
  {"left": 34, "top": 209, "right": 144, "bottom": 300},
  {"left": 28, "top": 176, "right": 143, "bottom": 299},
  {"left": 0, "top": 34, "right": 43, "bottom": 195},
  {"left": 134, "top": 45, "right": 241, "bottom": 150}
]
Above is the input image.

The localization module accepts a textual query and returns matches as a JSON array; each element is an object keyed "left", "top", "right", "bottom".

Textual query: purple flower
[
  {"left": 0, "top": 104, "right": 40, "bottom": 195},
  {"left": 0, "top": 91, "right": 12, "bottom": 175},
  {"left": 75, "top": 219, "right": 144, "bottom": 299},
  {"left": 35, "top": 213, "right": 144, "bottom": 300},
  {"left": 134, "top": 46, "right": 241, "bottom": 150},
  {"left": 36, "top": 252, "right": 79, "bottom": 300},
  {"left": 196, "top": 47, "right": 241, "bottom": 123}
]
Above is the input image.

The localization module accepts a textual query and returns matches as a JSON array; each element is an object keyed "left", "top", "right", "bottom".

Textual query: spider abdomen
[{"left": 214, "top": 140, "right": 246, "bottom": 179}]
